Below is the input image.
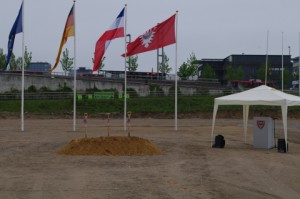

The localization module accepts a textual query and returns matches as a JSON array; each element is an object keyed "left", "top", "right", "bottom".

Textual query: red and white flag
[
  {"left": 124, "top": 14, "right": 176, "bottom": 57},
  {"left": 93, "top": 8, "right": 125, "bottom": 71}
]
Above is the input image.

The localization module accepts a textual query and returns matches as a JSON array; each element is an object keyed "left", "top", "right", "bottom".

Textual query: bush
[
  {"left": 56, "top": 83, "right": 72, "bottom": 92},
  {"left": 197, "top": 88, "right": 209, "bottom": 96},
  {"left": 39, "top": 86, "right": 53, "bottom": 92},
  {"left": 149, "top": 84, "right": 164, "bottom": 96},
  {"left": 127, "top": 88, "right": 138, "bottom": 98},
  {"left": 86, "top": 85, "right": 100, "bottom": 92},
  {"left": 168, "top": 85, "right": 181, "bottom": 96},
  {"left": 26, "top": 85, "right": 37, "bottom": 93},
  {"left": 4, "top": 88, "right": 20, "bottom": 93}
]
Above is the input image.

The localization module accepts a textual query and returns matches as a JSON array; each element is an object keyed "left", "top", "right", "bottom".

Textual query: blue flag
[{"left": 2, "top": 3, "right": 23, "bottom": 71}]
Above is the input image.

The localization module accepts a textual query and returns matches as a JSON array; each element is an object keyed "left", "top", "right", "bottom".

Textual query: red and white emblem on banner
[{"left": 257, "top": 120, "right": 265, "bottom": 129}]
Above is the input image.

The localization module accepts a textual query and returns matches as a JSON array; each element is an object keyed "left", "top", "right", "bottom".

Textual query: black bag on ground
[
  {"left": 277, "top": 139, "right": 288, "bottom": 153},
  {"left": 213, "top": 135, "right": 225, "bottom": 148}
]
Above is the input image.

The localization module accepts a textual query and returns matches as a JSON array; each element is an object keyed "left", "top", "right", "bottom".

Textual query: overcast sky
[{"left": 1, "top": 0, "right": 300, "bottom": 73}]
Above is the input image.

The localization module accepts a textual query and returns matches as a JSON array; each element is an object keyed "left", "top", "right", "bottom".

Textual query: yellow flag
[{"left": 50, "top": 5, "right": 74, "bottom": 72}]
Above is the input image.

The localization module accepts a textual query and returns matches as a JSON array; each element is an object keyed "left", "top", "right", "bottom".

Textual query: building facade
[
  {"left": 198, "top": 54, "right": 293, "bottom": 87},
  {"left": 69, "top": 67, "right": 93, "bottom": 76},
  {"left": 28, "top": 62, "right": 51, "bottom": 72}
]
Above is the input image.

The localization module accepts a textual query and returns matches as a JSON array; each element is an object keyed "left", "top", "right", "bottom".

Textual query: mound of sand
[{"left": 57, "top": 136, "right": 162, "bottom": 156}]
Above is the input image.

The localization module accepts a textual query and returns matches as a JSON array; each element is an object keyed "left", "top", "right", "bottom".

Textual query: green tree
[
  {"left": 127, "top": 55, "right": 138, "bottom": 72},
  {"left": 15, "top": 57, "right": 22, "bottom": 70},
  {"left": 158, "top": 52, "right": 172, "bottom": 74},
  {"left": 9, "top": 53, "right": 19, "bottom": 70},
  {"left": 0, "top": 49, "right": 6, "bottom": 70},
  {"left": 177, "top": 62, "right": 189, "bottom": 80},
  {"left": 24, "top": 46, "right": 32, "bottom": 70},
  {"left": 258, "top": 65, "right": 265, "bottom": 81},
  {"left": 92, "top": 56, "right": 105, "bottom": 74},
  {"left": 60, "top": 48, "right": 73, "bottom": 75},
  {"left": 1, "top": 47, "right": 32, "bottom": 71},
  {"left": 177, "top": 52, "right": 199, "bottom": 80},
  {"left": 236, "top": 66, "right": 244, "bottom": 80},
  {"left": 202, "top": 64, "right": 216, "bottom": 79},
  {"left": 225, "top": 65, "right": 235, "bottom": 81},
  {"left": 186, "top": 52, "right": 198, "bottom": 77},
  {"left": 258, "top": 64, "right": 272, "bottom": 82},
  {"left": 225, "top": 65, "right": 244, "bottom": 81}
]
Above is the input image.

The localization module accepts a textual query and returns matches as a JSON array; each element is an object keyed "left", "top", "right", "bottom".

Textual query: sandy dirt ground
[{"left": 0, "top": 117, "right": 300, "bottom": 199}]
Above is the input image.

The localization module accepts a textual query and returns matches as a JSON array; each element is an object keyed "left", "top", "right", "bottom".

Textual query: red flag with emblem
[{"left": 123, "top": 14, "right": 176, "bottom": 57}]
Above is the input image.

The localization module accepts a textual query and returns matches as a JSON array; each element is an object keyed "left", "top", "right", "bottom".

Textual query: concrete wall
[{"left": 0, "top": 73, "right": 222, "bottom": 96}]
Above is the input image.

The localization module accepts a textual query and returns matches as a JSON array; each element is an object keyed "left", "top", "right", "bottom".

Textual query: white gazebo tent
[{"left": 211, "top": 85, "right": 300, "bottom": 151}]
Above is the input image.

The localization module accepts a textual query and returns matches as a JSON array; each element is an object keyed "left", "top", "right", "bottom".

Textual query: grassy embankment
[{"left": 1, "top": 96, "right": 298, "bottom": 116}]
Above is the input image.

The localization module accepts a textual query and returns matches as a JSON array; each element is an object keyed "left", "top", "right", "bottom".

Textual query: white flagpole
[
  {"left": 73, "top": 0, "right": 77, "bottom": 131},
  {"left": 124, "top": 4, "right": 128, "bottom": 132},
  {"left": 175, "top": 11, "right": 178, "bottom": 131},
  {"left": 21, "top": 0, "right": 25, "bottom": 132},
  {"left": 281, "top": 32, "right": 284, "bottom": 91},
  {"left": 265, "top": 30, "right": 269, "bottom": 85}
]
